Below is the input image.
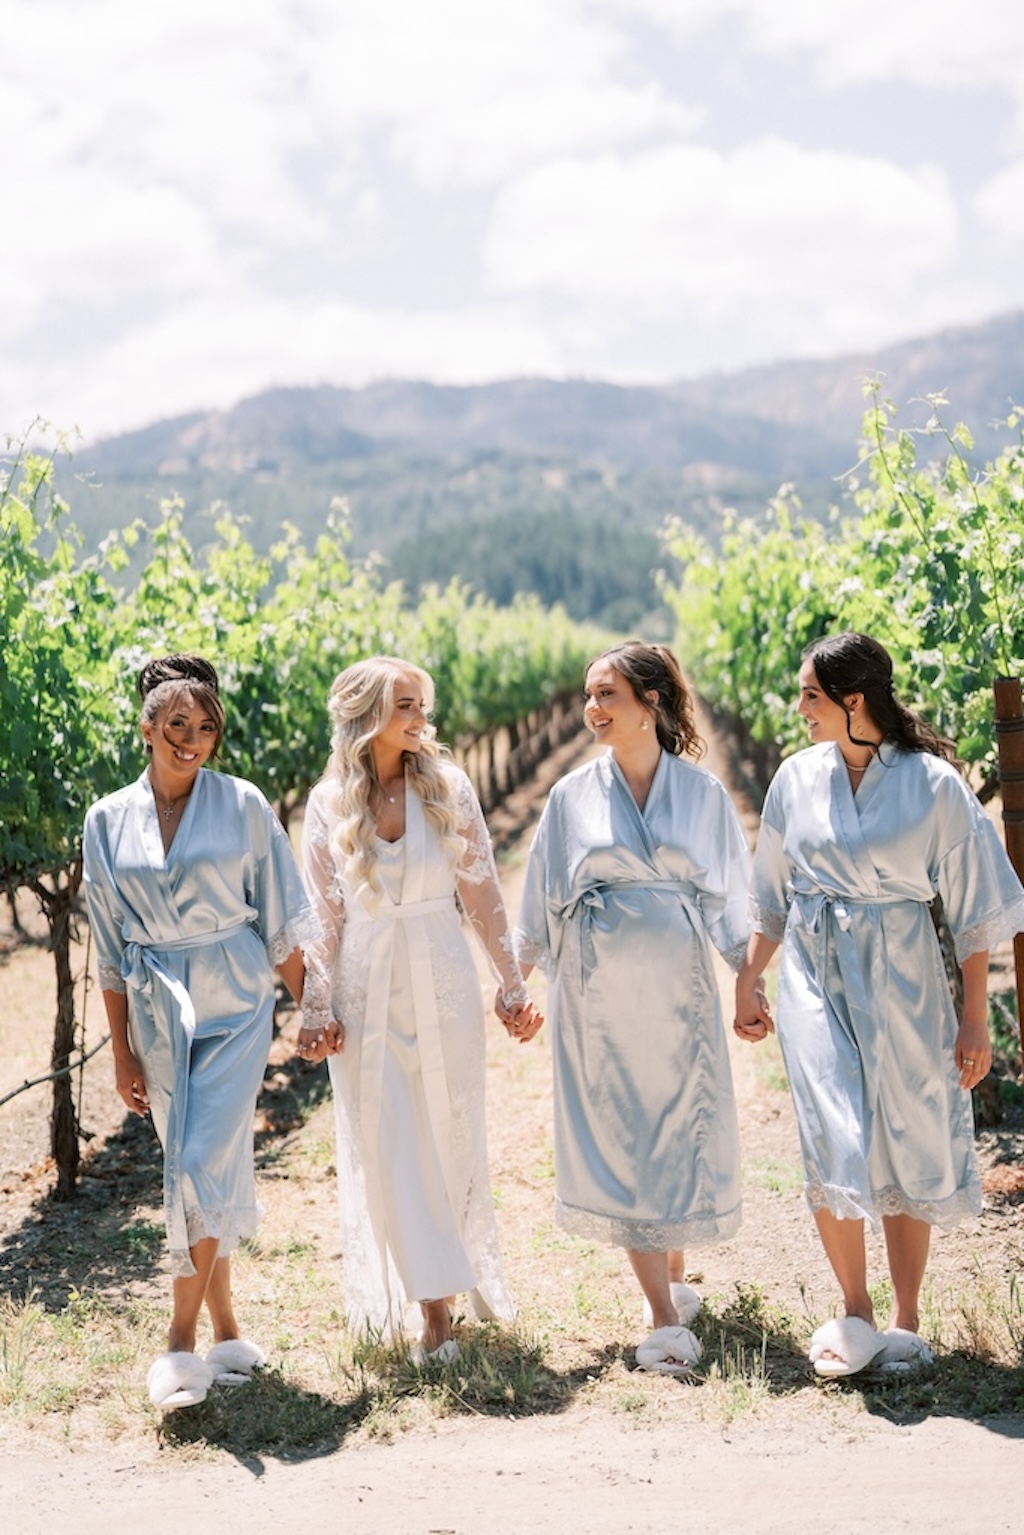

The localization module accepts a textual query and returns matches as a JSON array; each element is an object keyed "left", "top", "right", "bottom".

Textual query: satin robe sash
[
  {"left": 121, "top": 919, "right": 252, "bottom": 1255},
  {"left": 560, "top": 878, "right": 703, "bottom": 989},
  {"left": 352, "top": 795, "right": 462, "bottom": 1299},
  {"left": 790, "top": 887, "right": 926, "bottom": 1070}
]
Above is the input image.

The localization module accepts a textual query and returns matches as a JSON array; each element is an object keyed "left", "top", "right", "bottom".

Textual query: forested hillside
[{"left": 58, "top": 310, "right": 1023, "bottom": 627}]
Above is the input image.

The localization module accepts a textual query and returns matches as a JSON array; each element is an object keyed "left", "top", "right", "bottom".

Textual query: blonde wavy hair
[{"left": 322, "top": 656, "right": 466, "bottom": 894}]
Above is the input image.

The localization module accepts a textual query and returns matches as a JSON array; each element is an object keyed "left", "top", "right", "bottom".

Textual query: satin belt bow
[{"left": 560, "top": 878, "right": 701, "bottom": 989}]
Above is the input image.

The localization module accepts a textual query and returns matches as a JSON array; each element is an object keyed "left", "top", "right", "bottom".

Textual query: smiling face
[
  {"left": 583, "top": 658, "right": 655, "bottom": 750},
  {"left": 796, "top": 659, "right": 855, "bottom": 745},
  {"left": 374, "top": 669, "right": 430, "bottom": 760},
  {"left": 142, "top": 689, "right": 220, "bottom": 785}
]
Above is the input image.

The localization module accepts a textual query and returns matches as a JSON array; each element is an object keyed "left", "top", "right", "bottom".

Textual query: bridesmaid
[{"left": 735, "top": 632, "right": 1024, "bottom": 1377}]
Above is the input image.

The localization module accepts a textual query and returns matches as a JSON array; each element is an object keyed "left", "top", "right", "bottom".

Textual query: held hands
[
  {"left": 733, "top": 970, "right": 774, "bottom": 1043},
  {"left": 295, "top": 1020, "right": 345, "bottom": 1064},
  {"left": 494, "top": 987, "right": 544, "bottom": 1044},
  {"left": 955, "top": 1015, "right": 992, "bottom": 1092}
]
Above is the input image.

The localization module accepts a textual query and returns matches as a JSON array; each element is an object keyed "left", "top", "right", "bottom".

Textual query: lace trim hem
[
  {"left": 954, "top": 896, "right": 1024, "bottom": 963},
  {"left": 167, "top": 1201, "right": 264, "bottom": 1278},
  {"left": 98, "top": 962, "right": 127, "bottom": 994},
  {"left": 749, "top": 899, "right": 787, "bottom": 943},
  {"left": 267, "top": 908, "right": 322, "bottom": 966},
  {"left": 804, "top": 1178, "right": 982, "bottom": 1231},
  {"left": 555, "top": 1197, "right": 742, "bottom": 1252}
]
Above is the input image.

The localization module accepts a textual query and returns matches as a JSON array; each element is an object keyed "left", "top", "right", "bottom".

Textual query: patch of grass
[
  {"left": 745, "top": 1157, "right": 804, "bottom": 1195},
  {"left": 109, "top": 1220, "right": 165, "bottom": 1259},
  {"left": 751, "top": 1035, "right": 789, "bottom": 1093}
]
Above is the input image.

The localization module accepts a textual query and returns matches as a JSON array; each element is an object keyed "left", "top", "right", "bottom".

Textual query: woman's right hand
[
  {"left": 114, "top": 1050, "right": 150, "bottom": 1115},
  {"left": 733, "top": 970, "right": 774, "bottom": 1043}
]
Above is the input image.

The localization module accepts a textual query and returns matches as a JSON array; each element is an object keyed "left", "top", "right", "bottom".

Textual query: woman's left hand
[{"left": 955, "top": 1015, "right": 992, "bottom": 1091}]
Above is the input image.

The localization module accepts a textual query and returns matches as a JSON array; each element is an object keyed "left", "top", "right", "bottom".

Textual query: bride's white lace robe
[{"left": 301, "top": 763, "right": 526, "bottom": 1337}]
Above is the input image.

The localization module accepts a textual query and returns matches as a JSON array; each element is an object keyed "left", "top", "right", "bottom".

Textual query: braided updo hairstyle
[
  {"left": 137, "top": 653, "right": 225, "bottom": 756},
  {"left": 589, "top": 641, "right": 705, "bottom": 760},
  {"left": 803, "top": 632, "right": 957, "bottom": 764}
]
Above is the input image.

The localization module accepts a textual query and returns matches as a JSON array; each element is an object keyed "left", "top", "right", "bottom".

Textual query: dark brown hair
[
  {"left": 138, "top": 654, "right": 225, "bottom": 757},
  {"left": 803, "top": 632, "right": 957, "bottom": 763},
  {"left": 589, "top": 641, "right": 705, "bottom": 760}
]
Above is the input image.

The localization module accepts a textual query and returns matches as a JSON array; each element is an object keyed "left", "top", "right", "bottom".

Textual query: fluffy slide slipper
[
  {"left": 410, "top": 1338, "right": 460, "bottom": 1367},
  {"left": 642, "top": 1282, "right": 702, "bottom": 1329},
  {"left": 147, "top": 1351, "right": 215, "bottom": 1410},
  {"left": 635, "top": 1325, "right": 703, "bottom": 1377},
  {"left": 872, "top": 1329, "right": 935, "bottom": 1376},
  {"left": 808, "top": 1316, "right": 883, "bottom": 1378},
  {"left": 205, "top": 1338, "right": 268, "bottom": 1386}
]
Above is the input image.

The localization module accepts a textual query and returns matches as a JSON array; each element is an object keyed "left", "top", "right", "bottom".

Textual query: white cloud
[
  {"left": 975, "top": 160, "right": 1024, "bottom": 245},
  {"left": 15, "top": 293, "right": 566, "bottom": 442},
  {"left": 615, "top": 0, "right": 1024, "bottom": 95},
  {"left": 484, "top": 139, "right": 957, "bottom": 327}
]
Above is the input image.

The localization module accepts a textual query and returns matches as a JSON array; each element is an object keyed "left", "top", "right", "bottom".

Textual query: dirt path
[{"left": 1, "top": 720, "right": 1022, "bottom": 1535}]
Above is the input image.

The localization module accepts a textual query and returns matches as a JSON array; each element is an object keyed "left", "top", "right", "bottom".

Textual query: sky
[{"left": 2, "top": 0, "right": 1023, "bottom": 444}]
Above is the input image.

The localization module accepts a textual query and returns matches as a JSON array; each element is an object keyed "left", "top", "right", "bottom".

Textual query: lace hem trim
[
  {"left": 167, "top": 1201, "right": 263, "bottom": 1278},
  {"left": 954, "top": 896, "right": 1024, "bottom": 963},
  {"left": 804, "top": 1178, "right": 982, "bottom": 1231},
  {"left": 750, "top": 899, "right": 787, "bottom": 943},
  {"left": 268, "top": 908, "right": 322, "bottom": 967},
  {"left": 98, "top": 962, "right": 127, "bottom": 994},
  {"left": 555, "top": 1197, "right": 742, "bottom": 1252}
]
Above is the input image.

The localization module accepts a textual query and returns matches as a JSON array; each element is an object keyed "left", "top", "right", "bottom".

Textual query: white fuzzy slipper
[
  {"left": 642, "top": 1282, "right": 702, "bottom": 1328},
  {"left": 205, "top": 1338, "right": 267, "bottom": 1386},
  {"left": 410, "top": 1337, "right": 460, "bottom": 1367},
  {"left": 809, "top": 1317, "right": 883, "bottom": 1378},
  {"left": 872, "top": 1329, "right": 935, "bottom": 1375},
  {"left": 147, "top": 1351, "right": 215, "bottom": 1410},
  {"left": 635, "top": 1325, "right": 703, "bottom": 1377}
]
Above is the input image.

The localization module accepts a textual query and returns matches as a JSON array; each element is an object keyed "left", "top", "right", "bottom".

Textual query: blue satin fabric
[
  {"left": 753, "top": 742, "right": 1024, "bottom": 1228},
  {"left": 516, "top": 751, "right": 751, "bottom": 1251}
]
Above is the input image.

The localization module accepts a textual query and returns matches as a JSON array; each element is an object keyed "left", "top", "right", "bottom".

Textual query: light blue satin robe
[
  {"left": 83, "top": 769, "right": 319, "bottom": 1276},
  {"left": 752, "top": 742, "right": 1024, "bottom": 1228},
  {"left": 515, "top": 751, "right": 751, "bottom": 1251}
]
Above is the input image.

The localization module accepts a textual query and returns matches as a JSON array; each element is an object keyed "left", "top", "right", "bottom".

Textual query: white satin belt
[{"left": 347, "top": 896, "right": 454, "bottom": 924}]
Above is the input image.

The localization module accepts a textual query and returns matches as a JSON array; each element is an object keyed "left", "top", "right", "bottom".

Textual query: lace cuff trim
[
  {"left": 98, "top": 962, "right": 127, "bottom": 994},
  {"left": 267, "top": 908, "right": 322, "bottom": 966},
  {"left": 954, "top": 896, "right": 1024, "bottom": 963},
  {"left": 804, "top": 1176, "right": 982, "bottom": 1232},
  {"left": 300, "top": 966, "right": 333, "bottom": 1029},
  {"left": 721, "top": 940, "right": 748, "bottom": 975},
  {"left": 750, "top": 898, "right": 787, "bottom": 943},
  {"left": 555, "top": 1197, "right": 742, "bottom": 1251},
  {"left": 512, "top": 927, "right": 555, "bottom": 980}
]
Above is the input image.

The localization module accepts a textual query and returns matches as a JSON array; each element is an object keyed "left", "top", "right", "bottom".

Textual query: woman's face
[
  {"left": 143, "top": 693, "right": 219, "bottom": 779},
  {"left": 583, "top": 659, "right": 654, "bottom": 749},
  {"left": 796, "top": 660, "right": 852, "bottom": 745},
  {"left": 374, "top": 670, "right": 429, "bottom": 759}
]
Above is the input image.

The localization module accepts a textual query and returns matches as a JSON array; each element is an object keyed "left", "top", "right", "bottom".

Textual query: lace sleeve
[
  {"left": 750, "top": 898, "right": 788, "bottom": 943},
  {"left": 451, "top": 771, "right": 528, "bottom": 1006},
  {"left": 299, "top": 788, "right": 345, "bottom": 1028}
]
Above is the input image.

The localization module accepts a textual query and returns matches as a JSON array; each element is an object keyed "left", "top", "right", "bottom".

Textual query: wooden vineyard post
[{"left": 993, "top": 677, "right": 1024, "bottom": 1067}]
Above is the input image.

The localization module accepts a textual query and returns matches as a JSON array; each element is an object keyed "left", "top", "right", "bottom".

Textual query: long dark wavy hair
[
  {"left": 803, "top": 632, "right": 957, "bottom": 764},
  {"left": 589, "top": 641, "right": 705, "bottom": 760}
]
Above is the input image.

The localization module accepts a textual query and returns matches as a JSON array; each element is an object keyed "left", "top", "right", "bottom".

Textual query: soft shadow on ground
[{"left": 0, "top": 1036, "right": 331, "bottom": 1310}]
